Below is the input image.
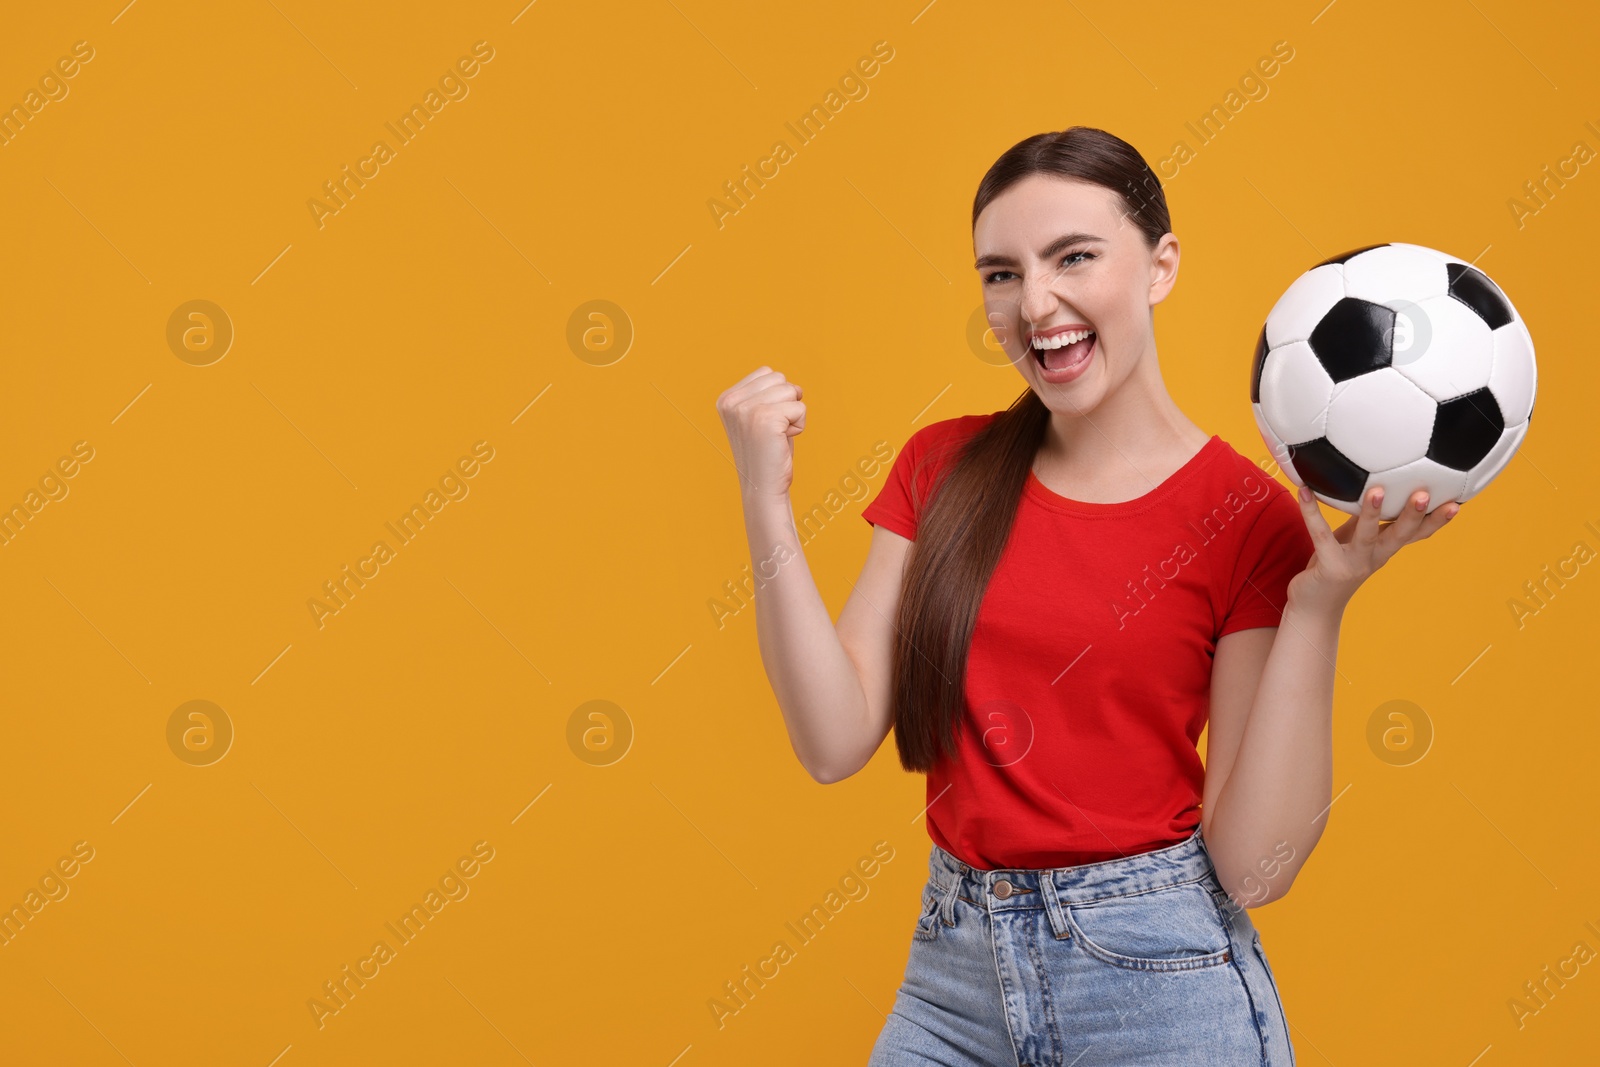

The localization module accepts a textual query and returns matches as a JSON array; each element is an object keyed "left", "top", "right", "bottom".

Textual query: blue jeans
[{"left": 868, "top": 826, "right": 1295, "bottom": 1065}]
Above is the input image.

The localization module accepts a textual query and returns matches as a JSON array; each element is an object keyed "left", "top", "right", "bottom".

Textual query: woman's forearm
[
  {"left": 740, "top": 493, "right": 873, "bottom": 782},
  {"left": 1206, "top": 595, "right": 1343, "bottom": 907}
]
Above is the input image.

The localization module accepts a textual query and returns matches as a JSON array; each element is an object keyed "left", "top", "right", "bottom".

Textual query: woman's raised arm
[{"left": 716, "top": 367, "right": 905, "bottom": 783}]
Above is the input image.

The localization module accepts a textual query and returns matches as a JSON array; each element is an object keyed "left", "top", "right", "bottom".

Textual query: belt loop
[
  {"left": 1192, "top": 822, "right": 1214, "bottom": 865},
  {"left": 938, "top": 870, "right": 961, "bottom": 926},
  {"left": 1040, "top": 870, "right": 1073, "bottom": 941}
]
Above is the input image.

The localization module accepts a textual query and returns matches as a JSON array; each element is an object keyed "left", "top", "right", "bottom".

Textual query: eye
[{"left": 981, "top": 251, "right": 1095, "bottom": 286}]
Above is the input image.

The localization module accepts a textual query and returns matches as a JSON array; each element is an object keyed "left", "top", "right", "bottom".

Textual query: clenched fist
[{"left": 715, "top": 366, "right": 806, "bottom": 500}]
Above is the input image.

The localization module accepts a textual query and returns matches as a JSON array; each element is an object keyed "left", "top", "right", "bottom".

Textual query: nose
[{"left": 1018, "top": 269, "right": 1061, "bottom": 330}]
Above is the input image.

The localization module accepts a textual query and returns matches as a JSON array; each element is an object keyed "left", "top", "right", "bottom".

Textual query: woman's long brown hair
[{"left": 891, "top": 126, "right": 1174, "bottom": 772}]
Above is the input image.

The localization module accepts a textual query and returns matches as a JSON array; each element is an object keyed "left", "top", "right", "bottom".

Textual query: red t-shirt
[{"left": 860, "top": 411, "right": 1315, "bottom": 870}]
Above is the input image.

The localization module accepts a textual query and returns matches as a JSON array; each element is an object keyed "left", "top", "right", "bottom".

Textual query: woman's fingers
[
  {"left": 773, "top": 399, "right": 807, "bottom": 436},
  {"left": 748, "top": 380, "right": 803, "bottom": 406},
  {"left": 1406, "top": 499, "right": 1461, "bottom": 543},
  {"left": 729, "top": 365, "right": 774, "bottom": 391},
  {"left": 1374, "top": 489, "right": 1429, "bottom": 551},
  {"left": 1353, "top": 486, "right": 1386, "bottom": 546},
  {"left": 715, "top": 367, "right": 783, "bottom": 413},
  {"left": 1294, "top": 484, "right": 1341, "bottom": 553},
  {"left": 1331, "top": 513, "right": 1360, "bottom": 545}
]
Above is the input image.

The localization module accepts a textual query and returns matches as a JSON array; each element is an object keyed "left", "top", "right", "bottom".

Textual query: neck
[{"left": 1037, "top": 343, "right": 1203, "bottom": 473}]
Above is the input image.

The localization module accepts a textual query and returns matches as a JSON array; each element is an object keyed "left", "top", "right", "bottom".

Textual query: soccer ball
[{"left": 1250, "top": 243, "right": 1536, "bottom": 521}]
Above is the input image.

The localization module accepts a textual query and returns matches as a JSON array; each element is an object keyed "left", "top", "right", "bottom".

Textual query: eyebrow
[{"left": 974, "top": 231, "right": 1106, "bottom": 271}]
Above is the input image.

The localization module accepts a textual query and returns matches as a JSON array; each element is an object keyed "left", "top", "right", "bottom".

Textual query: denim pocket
[
  {"left": 1064, "top": 881, "right": 1234, "bottom": 972},
  {"left": 912, "top": 883, "right": 943, "bottom": 942}
]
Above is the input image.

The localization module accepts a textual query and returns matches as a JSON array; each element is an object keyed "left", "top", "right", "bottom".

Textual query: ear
[{"left": 1148, "top": 232, "right": 1180, "bottom": 306}]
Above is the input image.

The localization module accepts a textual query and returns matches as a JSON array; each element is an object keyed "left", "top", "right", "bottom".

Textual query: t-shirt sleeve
[
  {"left": 1217, "top": 483, "right": 1316, "bottom": 637},
  {"left": 860, "top": 420, "right": 958, "bottom": 541}
]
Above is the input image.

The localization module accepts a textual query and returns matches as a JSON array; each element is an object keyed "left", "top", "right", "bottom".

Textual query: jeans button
[{"left": 993, "top": 878, "right": 1014, "bottom": 899}]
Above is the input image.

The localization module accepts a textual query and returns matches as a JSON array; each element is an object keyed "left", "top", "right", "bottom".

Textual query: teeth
[{"left": 1031, "top": 329, "right": 1094, "bottom": 350}]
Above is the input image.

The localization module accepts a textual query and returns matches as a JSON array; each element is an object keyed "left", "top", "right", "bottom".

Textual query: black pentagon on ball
[
  {"left": 1308, "top": 298, "right": 1397, "bottom": 383},
  {"left": 1445, "top": 263, "right": 1514, "bottom": 330},
  {"left": 1427, "top": 387, "right": 1505, "bottom": 470},
  {"left": 1313, "top": 244, "right": 1389, "bottom": 268},
  {"left": 1249, "top": 322, "right": 1269, "bottom": 403},
  {"left": 1286, "top": 437, "right": 1368, "bottom": 503}
]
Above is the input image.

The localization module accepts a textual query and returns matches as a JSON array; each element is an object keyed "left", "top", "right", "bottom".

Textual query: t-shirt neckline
[{"left": 1023, "top": 434, "right": 1223, "bottom": 518}]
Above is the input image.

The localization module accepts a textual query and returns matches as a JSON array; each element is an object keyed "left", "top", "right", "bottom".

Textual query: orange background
[{"left": 1, "top": 1, "right": 1596, "bottom": 1063}]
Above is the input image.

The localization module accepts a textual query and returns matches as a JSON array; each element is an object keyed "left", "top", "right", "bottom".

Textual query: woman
[{"left": 714, "top": 127, "right": 1457, "bottom": 1065}]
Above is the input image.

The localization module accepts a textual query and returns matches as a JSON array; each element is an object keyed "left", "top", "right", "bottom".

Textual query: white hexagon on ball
[
  {"left": 1264, "top": 264, "right": 1344, "bottom": 348},
  {"left": 1343, "top": 245, "right": 1451, "bottom": 305},
  {"left": 1362, "top": 457, "right": 1467, "bottom": 520},
  {"left": 1390, "top": 293, "right": 1494, "bottom": 403},
  {"left": 1488, "top": 318, "right": 1537, "bottom": 427},
  {"left": 1258, "top": 341, "right": 1333, "bottom": 446},
  {"left": 1251, "top": 403, "right": 1302, "bottom": 487},
  {"left": 1324, "top": 369, "right": 1436, "bottom": 472}
]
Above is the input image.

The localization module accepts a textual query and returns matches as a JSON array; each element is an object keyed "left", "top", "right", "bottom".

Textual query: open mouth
[{"left": 1031, "top": 329, "right": 1096, "bottom": 373}]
